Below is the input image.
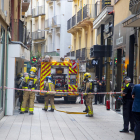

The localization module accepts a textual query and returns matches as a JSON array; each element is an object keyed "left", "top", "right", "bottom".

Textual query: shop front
[
  {"left": 113, "top": 16, "right": 138, "bottom": 92},
  {"left": 93, "top": 6, "right": 113, "bottom": 96},
  {"left": 112, "top": 15, "right": 138, "bottom": 111}
]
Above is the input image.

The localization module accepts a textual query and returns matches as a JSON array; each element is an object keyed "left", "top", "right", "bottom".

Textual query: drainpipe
[
  {"left": 11, "top": 0, "right": 14, "bottom": 41},
  {"left": 5, "top": 30, "right": 10, "bottom": 115}
]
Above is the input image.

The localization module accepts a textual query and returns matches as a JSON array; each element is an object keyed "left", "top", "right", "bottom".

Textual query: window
[{"left": 1, "top": 0, "right": 4, "bottom": 12}]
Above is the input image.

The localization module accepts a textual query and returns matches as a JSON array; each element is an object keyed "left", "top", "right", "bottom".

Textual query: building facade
[
  {"left": 67, "top": 0, "right": 97, "bottom": 85},
  {"left": 27, "top": 0, "right": 72, "bottom": 58},
  {"left": 0, "top": 0, "right": 30, "bottom": 118},
  {"left": 112, "top": 0, "right": 139, "bottom": 94},
  {"left": 0, "top": 0, "right": 10, "bottom": 119}
]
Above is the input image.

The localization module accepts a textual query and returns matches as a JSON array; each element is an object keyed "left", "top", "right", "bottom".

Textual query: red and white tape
[{"left": 4, "top": 86, "right": 122, "bottom": 95}]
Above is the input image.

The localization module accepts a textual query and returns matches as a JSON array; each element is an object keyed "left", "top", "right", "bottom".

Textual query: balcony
[
  {"left": 25, "top": 6, "right": 32, "bottom": 17},
  {"left": 93, "top": 4, "right": 113, "bottom": 29},
  {"left": 39, "top": 6, "right": 45, "bottom": 16},
  {"left": 22, "top": 0, "right": 30, "bottom": 12},
  {"left": 10, "top": 19, "right": 27, "bottom": 45},
  {"left": 45, "top": 18, "right": 52, "bottom": 29},
  {"left": 52, "top": 15, "right": 61, "bottom": 28},
  {"left": 67, "top": 4, "right": 95, "bottom": 33},
  {"left": 32, "top": 30, "right": 45, "bottom": 40},
  {"left": 32, "top": 7, "right": 39, "bottom": 18}
]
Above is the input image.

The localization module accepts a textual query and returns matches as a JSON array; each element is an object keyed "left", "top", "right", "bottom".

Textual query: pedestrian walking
[
  {"left": 99, "top": 76, "right": 106, "bottom": 104},
  {"left": 93, "top": 76, "right": 100, "bottom": 105},
  {"left": 42, "top": 76, "right": 56, "bottom": 112},
  {"left": 131, "top": 77, "right": 140, "bottom": 140},
  {"left": 120, "top": 76, "right": 135, "bottom": 133}
]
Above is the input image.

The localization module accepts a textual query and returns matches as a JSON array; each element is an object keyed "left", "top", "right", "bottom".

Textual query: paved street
[{"left": 0, "top": 103, "right": 134, "bottom": 140}]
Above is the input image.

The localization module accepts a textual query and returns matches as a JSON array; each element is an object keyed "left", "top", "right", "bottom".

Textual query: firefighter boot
[
  {"left": 48, "top": 108, "right": 54, "bottom": 112},
  {"left": 29, "top": 112, "right": 34, "bottom": 115},
  {"left": 86, "top": 114, "right": 93, "bottom": 117},
  {"left": 20, "top": 112, "right": 24, "bottom": 114},
  {"left": 42, "top": 108, "right": 47, "bottom": 111}
]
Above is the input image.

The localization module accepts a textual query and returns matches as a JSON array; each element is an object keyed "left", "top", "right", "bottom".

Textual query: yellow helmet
[
  {"left": 17, "top": 73, "right": 23, "bottom": 78},
  {"left": 83, "top": 73, "right": 91, "bottom": 81},
  {"left": 30, "top": 67, "right": 37, "bottom": 73}
]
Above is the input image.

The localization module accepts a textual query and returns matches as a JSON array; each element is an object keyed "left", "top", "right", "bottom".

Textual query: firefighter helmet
[
  {"left": 17, "top": 73, "right": 23, "bottom": 79},
  {"left": 30, "top": 67, "right": 37, "bottom": 73},
  {"left": 83, "top": 73, "right": 91, "bottom": 81},
  {"left": 46, "top": 76, "right": 52, "bottom": 81}
]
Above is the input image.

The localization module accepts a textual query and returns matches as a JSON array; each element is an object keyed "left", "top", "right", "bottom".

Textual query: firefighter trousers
[
  {"left": 44, "top": 95, "right": 55, "bottom": 110},
  {"left": 86, "top": 94, "right": 94, "bottom": 116},
  {"left": 21, "top": 91, "right": 35, "bottom": 113}
]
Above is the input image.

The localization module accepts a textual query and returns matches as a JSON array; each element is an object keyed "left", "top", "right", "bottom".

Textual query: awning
[{"left": 123, "top": 14, "right": 140, "bottom": 27}]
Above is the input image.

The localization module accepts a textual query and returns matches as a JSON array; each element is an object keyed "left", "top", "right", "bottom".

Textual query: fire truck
[{"left": 36, "top": 56, "right": 79, "bottom": 103}]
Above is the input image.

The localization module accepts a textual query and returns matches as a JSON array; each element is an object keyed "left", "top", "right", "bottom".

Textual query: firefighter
[
  {"left": 20, "top": 67, "right": 38, "bottom": 115},
  {"left": 20, "top": 73, "right": 30, "bottom": 113},
  {"left": 42, "top": 76, "right": 56, "bottom": 112},
  {"left": 15, "top": 73, "right": 24, "bottom": 109},
  {"left": 83, "top": 73, "right": 94, "bottom": 117}
]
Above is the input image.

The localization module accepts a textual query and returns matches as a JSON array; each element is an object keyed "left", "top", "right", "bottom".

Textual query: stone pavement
[{"left": 0, "top": 103, "right": 134, "bottom": 140}]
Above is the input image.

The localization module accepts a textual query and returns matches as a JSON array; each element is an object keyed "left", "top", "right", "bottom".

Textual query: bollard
[
  {"left": 81, "top": 93, "right": 84, "bottom": 104},
  {"left": 106, "top": 100, "right": 110, "bottom": 110}
]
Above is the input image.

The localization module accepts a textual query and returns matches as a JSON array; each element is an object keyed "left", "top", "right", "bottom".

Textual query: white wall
[{"left": 6, "top": 44, "right": 30, "bottom": 115}]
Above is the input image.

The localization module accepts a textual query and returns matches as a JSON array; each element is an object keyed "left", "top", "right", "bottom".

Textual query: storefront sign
[
  {"left": 79, "top": 62, "right": 86, "bottom": 72},
  {"left": 104, "top": 23, "right": 110, "bottom": 33},
  {"left": 91, "top": 59, "right": 99, "bottom": 66},
  {"left": 104, "top": 32, "right": 113, "bottom": 39},
  {"left": 116, "top": 36, "right": 123, "bottom": 45}
]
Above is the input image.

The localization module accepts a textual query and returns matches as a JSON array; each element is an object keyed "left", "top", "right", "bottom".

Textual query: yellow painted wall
[
  {"left": 114, "top": 0, "right": 131, "bottom": 26},
  {"left": 71, "top": 0, "right": 97, "bottom": 59}
]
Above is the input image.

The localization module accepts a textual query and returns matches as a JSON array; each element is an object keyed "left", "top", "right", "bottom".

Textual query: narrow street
[{"left": 0, "top": 103, "right": 134, "bottom": 140}]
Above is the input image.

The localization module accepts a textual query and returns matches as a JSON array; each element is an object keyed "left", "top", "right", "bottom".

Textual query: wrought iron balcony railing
[
  {"left": 52, "top": 15, "right": 61, "bottom": 27},
  {"left": 77, "top": 9, "right": 82, "bottom": 23},
  {"left": 32, "top": 7, "right": 39, "bottom": 17},
  {"left": 45, "top": 18, "right": 52, "bottom": 29},
  {"left": 83, "top": 4, "right": 95, "bottom": 20},
  {"left": 32, "top": 30, "right": 45, "bottom": 40},
  {"left": 67, "top": 18, "right": 72, "bottom": 30},
  {"left": 39, "top": 6, "right": 45, "bottom": 15}
]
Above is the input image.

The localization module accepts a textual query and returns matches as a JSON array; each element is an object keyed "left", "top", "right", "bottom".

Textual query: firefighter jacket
[
  {"left": 45, "top": 81, "right": 55, "bottom": 95},
  {"left": 22, "top": 75, "right": 38, "bottom": 90}
]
